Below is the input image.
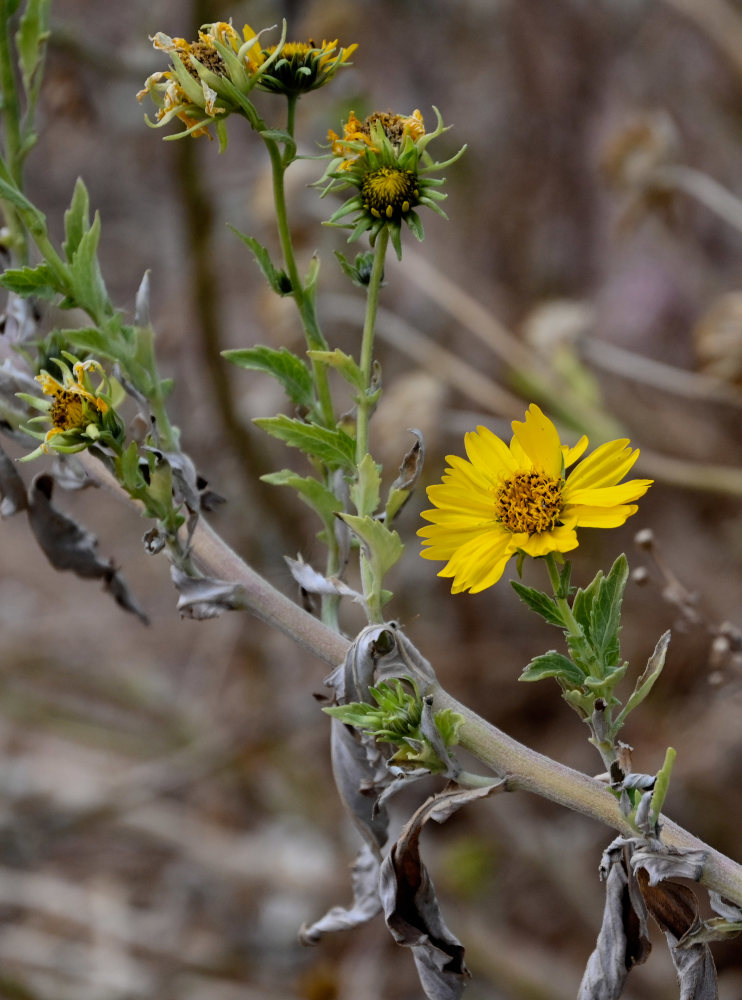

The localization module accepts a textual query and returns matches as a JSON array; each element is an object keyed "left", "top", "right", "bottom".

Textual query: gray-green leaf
[
  {"left": 519, "top": 650, "right": 585, "bottom": 686},
  {"left": 224, "top": 345, "right": 313, "bottom": 409},
  {"left": 254, "top": 414, "right": 356, "bottom": 469}
]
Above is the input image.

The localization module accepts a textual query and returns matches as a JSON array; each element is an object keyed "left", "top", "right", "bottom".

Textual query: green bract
[{"left": 318, "top": 106, "right": 466, "bottom": 259}]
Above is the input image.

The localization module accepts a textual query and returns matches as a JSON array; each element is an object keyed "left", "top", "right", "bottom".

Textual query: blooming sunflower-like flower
[
  {"left": 136, "top": 21, "right": 282, "bottom": 148},
  {"left": 18, "top": 356, "right": 125, "bottom": 461},
  {"left": 319, "top": 106, "right": 465, "bottom": 259},
  {"left": 418, "top": 405, "right": 653, "bottom": 594},
  {"left": 254, "top": 37, "right": 357, "bottom": 97}
]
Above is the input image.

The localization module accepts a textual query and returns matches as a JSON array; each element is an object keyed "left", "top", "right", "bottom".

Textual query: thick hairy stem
[{"left": 79, "top": 451, "right": 742, "bottom": 908}]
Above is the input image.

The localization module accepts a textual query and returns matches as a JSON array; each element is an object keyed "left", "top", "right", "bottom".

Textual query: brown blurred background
[{"left": 2, "top": 0, "right": 742, "bottom": 997}]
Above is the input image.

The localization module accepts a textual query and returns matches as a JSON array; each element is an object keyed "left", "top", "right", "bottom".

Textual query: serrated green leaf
[
  {"left": 589, "top": 554, "right": 628, "bottom": 665},
  {"left": 351, "top": 452, "right": 381, "bottom": 516},
  {"left": 68, "top": 211, "right": 110, "bottom": 318},
  {"left": 0, "top": 262, "right": 58, "bottom": 298},
  {"left": 16, "top": 0, "right": 50, "bottom": 95},
  {"left": 519, "top": 651, "right": 585, "bottom": 686},
  {"left": 572, "top": 572, "right": 601, "bottom": 634},
  {"left": 511, "top": 581, "right": 565, "bottom": 628},
  {"left": 227, "top": 226, "right": 292, "bottom": 295},
  {"left": 306, "top": 348, "right": 364, "bottom": 390},
  {"left": 261, "top": 468, "right": 342, "bottom": 528},
  {"left": 223, "top": 346, "right": 313, "bottom": 408},
  {"left": 254, "top": 414, "right": 356, "bottom": 469},
  {"left": 60, "top": 326, "right": 113, "bottom": 356},
  {"left": 63, "top": 178, "right": 90, "bottom": 262},
  {"left": 339, "top": 513, "right": 404, "bottom": 580}
]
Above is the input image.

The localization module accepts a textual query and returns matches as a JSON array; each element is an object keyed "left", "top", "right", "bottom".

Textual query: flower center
[
  {"left": 495, "top": 471, "right": 563, "bottom": 535},
  {"left": 361, "top": 168, "right": 419, "bottom": 220},
  {"left": 49, "top": 389, "right": 87, "bottom": 431},
  {"left": 186, "top": 41, "right": 226, "bottom": 78}
]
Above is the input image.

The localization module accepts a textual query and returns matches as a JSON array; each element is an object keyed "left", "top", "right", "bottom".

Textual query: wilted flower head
[
  {"left": 18, "top": 356, "right": 124, "bottom": 461},
  {"left": 319, "top": 106, "right": 465, "bottom": 259},
  {"left": 419, "top": 404, "right": 653, "bottom": 594},
  {"left": 137, "top": 21, "right": 280, "bottom": 148}
]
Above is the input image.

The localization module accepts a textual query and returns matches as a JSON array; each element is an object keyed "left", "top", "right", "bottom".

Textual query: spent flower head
[
  {"left": 419, "top": 404, "right": 653, "bottom": 594},
  {"left": 319, "top": 106, "right": 465, "bottom": 259},
  {"left": 18, "top": 355, "right": 125, "bottom": 461},
  {"left": 137, "top": 20, "right": 282, "bottom": 147}
]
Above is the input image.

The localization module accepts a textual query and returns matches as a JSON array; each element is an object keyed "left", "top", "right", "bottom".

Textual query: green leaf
[
  {"left": 68, "top": 211, "right": 110, "bottom": 318},
  {"left": 223, "top": 346, "right": 313, "bottom": 409},
  {"left": 519, "top": 651, "right": 585, "bottom": 686},
  {"left": 63, "top": 178, "right": 90, "bottom": 262},
  {"left": 0, "top": 167, "right": 46, "bottom": 228},
  {"left": 511, "top": 581, "right": 565, "bottom": 628},
  {"left": 588, "top": 554, "right": 629, "bottom": 666},
  {"left": 261, "top": 468, "right": 342, "bottom": 529},
  {"left": 351, "top": 452, "right": 381, "bottom": 517},
  {"left": 254, "top": 414, "right": 356, "bottom": 470},
  {"left": 227, "top": 226, "right": 292, "bottom": 295},
  {"left": 306, "top": 348, "right": 365, "bottom": 390},
  {"left": 116, "top": 442, "right": 143, "bottom": 493},
  {"left": 60, "top": 326, "right": 113, "bottom": 356},
  {"left": 614, "top": 630, "right": 671, "bottom": 731},
  {"left": 339, "top": 513, "right": 404, "bottom": 581},
  {"left": 0, "top": 262, "right": 58, "bottom": 298},
  {"left": 16, "top": 0, "right": 50, "bottom": 95}
]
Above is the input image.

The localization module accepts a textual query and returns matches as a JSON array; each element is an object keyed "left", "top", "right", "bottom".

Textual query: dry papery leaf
[
  {"left": 581, "top": 837, "right": 718, "bottom": 1000},
  {"left": 170, "top": 565, "right": 246, "bottom": 619},
  {"left": 302, "top": 626, "right": 407, "bottom": 945},
  {"left": 380, "top": 783, "right": 505, "bottom": 1000},
  {"left": 303, "top": 624, "right": 477, "bottom": 1000},
  {"left": 0, "top": 440, "right": 28, "bottom": 516},
  {"left": 27, "top": 472, "right": 148, "bottom": 623}
]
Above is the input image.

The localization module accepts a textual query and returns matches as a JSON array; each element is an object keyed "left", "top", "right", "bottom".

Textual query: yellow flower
[
  {"left": 418, "top": 405, "right": 653, "bottom": 594},
  {"left": 320, "top": 106, "right": 464, "bottom": 259},
  {"left": 19, "top": 357, "right": 124, "bottom": 461},
  {"left": 256, "top": 37, "right": 357, "bottom": 96},
  {"left": 328, "top": 109, "right": 425, "bottom": 169}
]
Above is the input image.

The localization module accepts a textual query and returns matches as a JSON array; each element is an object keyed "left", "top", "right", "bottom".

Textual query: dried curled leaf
[
  {"left": 590, "top": 837, "right": 718, "bottom": 999},
  {"left": 299, "top": 840, "right": 382, "bottom": 945},
  {"left": 170, "top": 565, "right": 246, "bottom": 619},
  {"left": 306, "top": 626, "right": 442, "bottom": 951},
  {"left": 0, "top": 440, "right": 28, "bottom": 516},
  {"left": 380, "top": 784, "right": 503, "bottom": 1000},
  {"left": 579, "top": 844, "right": 651, "bottom": 1000},
  {"left": 285, "top": 554, "right": 364, "bottom": 604},
  {"left": 636, "top": 868, "right": 719, "bottom": 1000},
  {"left": 26, "top": 473, "right": 148, "bottom": 623}
]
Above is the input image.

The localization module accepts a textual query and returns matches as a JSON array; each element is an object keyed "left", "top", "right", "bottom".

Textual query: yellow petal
[
  {"left": 565, "top": 478, "right": 653, "bottom": 507},
  {"left": 464, "top": 425, "right": 517, "bottom": 483},
  {"left": 510, "top": 404, "right": 562, "bottom": 478},
  {"left": 517, "top": 524, "right": 579, "bottom": 558},
  {"left": 568, "top": 504, "right": 639, "bottom": 528},
  {"left": 563, "top": 434, "right": 589, "bottom": 468},
  {"left": 438, "top": 527, "right": 514, "bottom": 594},
  {"left": 564, "top": 439, "right": 637, "bottom": 491}
]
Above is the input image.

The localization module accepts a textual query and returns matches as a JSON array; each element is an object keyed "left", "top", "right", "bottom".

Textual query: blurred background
[{"left": 1, "top": 0, "right": 742, "bottom": 997}]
